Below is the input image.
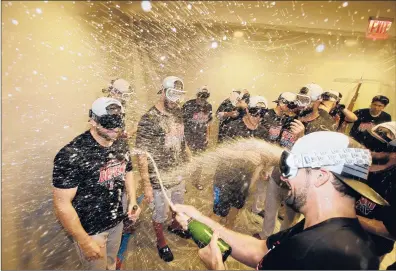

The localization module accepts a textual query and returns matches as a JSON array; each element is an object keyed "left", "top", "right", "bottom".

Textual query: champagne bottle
[{"left": 187, "top": 218, "right": 232, "bottom": 262}]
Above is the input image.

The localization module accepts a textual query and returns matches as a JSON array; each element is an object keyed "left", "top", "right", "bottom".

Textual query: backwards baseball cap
[
  {"left": 158, "top": 76, "right": 186, "bottom": 102},
  {"left": 299, "top": 83, "right": 323, "bottom": 102},
  {"left": 280, "top": 131, "right": 389, "bottom": 206},
  {"left": 89, "top": 97, "right": 125, "bottom": 129},
  {"left": 372, "top": 95, "right": 390, "bottom": 106}
]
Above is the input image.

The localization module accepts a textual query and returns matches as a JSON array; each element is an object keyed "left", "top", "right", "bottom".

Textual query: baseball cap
[
  {"left": 104, "top": 79, "right": 134, "bottom": 102},
  {"left": 111, "top": 79, "right": 132, "bottom": 94},
  {"left": 273, "top": 92, "right": 297, "bottom": 103},
  {"left": 90, "top": 97, "right": 125, "bottom": 129},
  {"left": 92, "top": 97, "right": 124, "bottom": 116},
  {"left": 372, "top": 95, "right": 390, "bottom": 106},
  {"left": 299, "top": 83, "right": 323, "bottom": 101},
  {"left": 197, "top": 85, "right": 210, "bottom": 99},
  {"left": 197, "top": 85, "right": 210, "bottom": 94},
  {"left": 249, "top": 96, "right": 268, "bottom": 108},
  {"left": 280, "top": 131, "right": 389, "bottom": 206},
  {"left": 158, "top": 76, "right": 186, "bottom": 102},
  {"left": 321, "top": 90, "right": 341, "bottom": 102}
]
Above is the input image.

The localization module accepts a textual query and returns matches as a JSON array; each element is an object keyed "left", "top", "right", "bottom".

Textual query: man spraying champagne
[{"left": 174, "top": 131, "right": 386, "bottom": 270}]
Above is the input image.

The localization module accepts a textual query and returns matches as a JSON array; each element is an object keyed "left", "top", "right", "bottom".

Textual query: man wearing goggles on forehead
[
  {"left": 53, "top": 97, "right": 141, "bottom": 270},
  {"left": 182, "top": 86, "right": 213, "bottom": 190},
  {"left": 173, "top": 132, "right": 384, "bottom": 270},
  {"left": 135, "top": 76, "right": 192, "bottom": 262}
]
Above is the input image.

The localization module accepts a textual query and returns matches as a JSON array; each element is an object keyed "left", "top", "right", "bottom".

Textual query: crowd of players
[{"left": 52, "top": 76, "right": 395, "bottom": 270}]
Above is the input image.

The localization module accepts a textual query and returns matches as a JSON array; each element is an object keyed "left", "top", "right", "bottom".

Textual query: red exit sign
[{"left": 366, "top": 17, "right": 393, "bottom": 40}]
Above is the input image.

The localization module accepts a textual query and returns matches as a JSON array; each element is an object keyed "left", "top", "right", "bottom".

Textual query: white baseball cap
[
  {"left": 111, "top": 79, "right": 132, "bottom": 94},
  {"left": 321, "top": 90, "right": 341, "bottom": 102},
  {"left": 300, "top": 83, "right": 323, "bottom": 101},
  {"left": 369, "top": 121, "right": 396, "bottom": 147},
  {"left": 197, "top": 85, "right": 210, "bottom": 94},
  {"left": 158, "top": 76, "right": 186, "bottom": 102},
  {"left": 249, "top": 96, "right": 268, "bottom": 108},
  {"left": 284, "top": 131, "right": 389, "bottom": 205},
  {"left": 91, "top": 97, "right": 124, "bottom": 116}
]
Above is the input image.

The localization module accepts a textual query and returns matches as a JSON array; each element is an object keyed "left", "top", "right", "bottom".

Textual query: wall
[
  {"left": 2, "top": 1, "right": 395, "bottom": 270},
  {"left": 179, "top": 33, "right": 395, "bottom": 117}
]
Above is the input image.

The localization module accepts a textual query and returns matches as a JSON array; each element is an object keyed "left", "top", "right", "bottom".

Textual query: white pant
[
  {"left": 260, "top": 177, "right": 298, "bottom": 239},
  {"left": 75, "top": 222, "right": 123, "bottom": 270},
  {"left": 151, "top": 181, "right": 185, "bottom": 223}
]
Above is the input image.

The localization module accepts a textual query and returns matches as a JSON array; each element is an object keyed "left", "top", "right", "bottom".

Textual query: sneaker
[
  {"left": 167, "top": 226, "right": 192, "bottom": 239},
  {"left": 157, "top": 245, "right": 174, "bottom": 262}
]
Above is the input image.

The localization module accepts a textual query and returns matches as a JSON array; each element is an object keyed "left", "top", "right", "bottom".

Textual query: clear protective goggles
[
  {"left": 109, "top": 87, "right": 134, "bottom": 101},
  {"left": 279, "top": 148, "right": 371, "bottom": 179},
  {"left": 369, "top": 125, "right": 396, "bottom": 147},
  {"left": 296, "top": 94, "right": 311, "bottom": 108},
  {"left": 321, "top": 92, "right": 340, "bottom": 102},
  {"left": 165, "top": 88, "right": 186, "bottom": 103},
  {"left": 248, "top": 103, "right": 267, "bottom": 117}
]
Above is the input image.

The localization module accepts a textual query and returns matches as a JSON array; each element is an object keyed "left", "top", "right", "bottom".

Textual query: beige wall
[
  {"left": 180, "top": 36, "right": 395, "bottom": 117},
  {"left": 2, "top": 1, "right": 395, "bottom": 270}
]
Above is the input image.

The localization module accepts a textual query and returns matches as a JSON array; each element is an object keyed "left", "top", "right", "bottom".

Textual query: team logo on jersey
[
  {"left": 358, "top": 122, "right": 375, "bottom": 132},
  {"left": 355, "top": 197, "right": 376, "bottom": 215},
  {"left": 98, "top": 159, "right": 127, "bottom": 190},
  {"left": 280, "top": 130, "right": 297, "bottom": 149},
  {"left": 192, "top": 111, "right": 210, "bottom": 124},
  {"left": 268, "top": 126, "right": 282, "bottom": 140}
]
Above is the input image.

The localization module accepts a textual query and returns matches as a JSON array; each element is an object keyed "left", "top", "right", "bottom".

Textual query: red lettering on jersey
[{"left": 358, "top": 122, "right": 374, "bottom": 132}]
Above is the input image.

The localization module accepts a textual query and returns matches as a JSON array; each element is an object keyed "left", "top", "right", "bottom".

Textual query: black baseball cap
[{"left": 372, "top": 95, "right": 389, "bottom": 106}]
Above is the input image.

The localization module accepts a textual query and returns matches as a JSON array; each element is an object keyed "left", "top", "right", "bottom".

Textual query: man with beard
[
  {"left": 252, "top": 92, "right": 306, "bottom": 239},
  {"left": 216, "top": 89, "right": 249, "bottom": 143},
  {"left": 53, "top": 98, "right": 141, "bottom": 270},
  {"left": 135, "top": 76, "right": 192, "bottom": 262},
  {"left": 174, "top": 131, "right": 387, "bottom": 270},
  {"left": 350, "top": 95, "right": 391, "bottom": 144},
  {"left": 354, "top": 122, "right": 396, "bottom": 262},
  {"left": 182, "top": 86, "right": 213, "bottom": 190},
  {"left": 211, "top": 96, "right": 269, "bottom": 228}
]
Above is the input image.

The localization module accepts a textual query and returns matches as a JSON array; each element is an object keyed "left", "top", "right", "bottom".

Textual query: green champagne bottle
[{"left": 187, "top": 218, "right": 232, "bottom": 262}]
